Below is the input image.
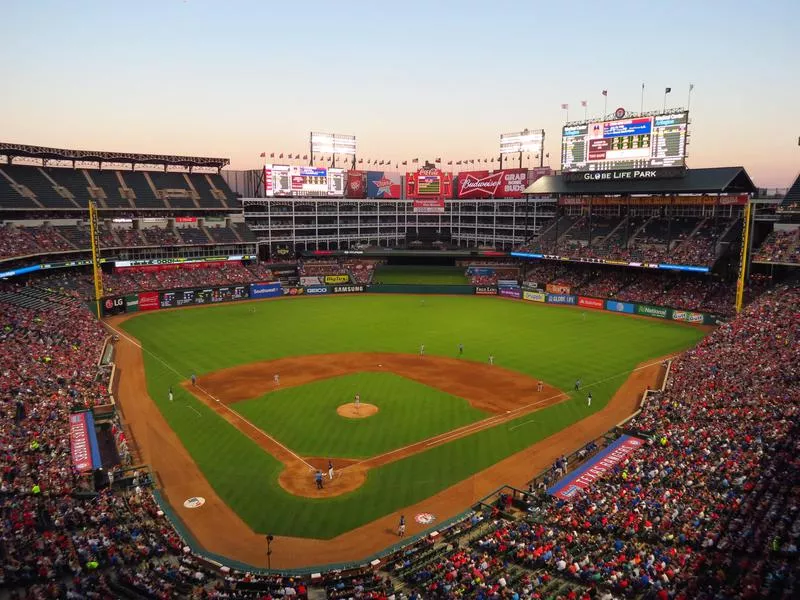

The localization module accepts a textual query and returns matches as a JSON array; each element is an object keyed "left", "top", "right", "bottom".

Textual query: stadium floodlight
[
  {"left": 499, "top": 129, "right": 545, "bottom": 168},
  {"left": 310, "top": 132, "right": 356, "bottom": 168}
]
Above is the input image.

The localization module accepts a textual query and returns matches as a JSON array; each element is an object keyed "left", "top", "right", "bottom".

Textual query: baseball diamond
[{"left": 111, "top": 293, "right": 705, "bottom": 565}]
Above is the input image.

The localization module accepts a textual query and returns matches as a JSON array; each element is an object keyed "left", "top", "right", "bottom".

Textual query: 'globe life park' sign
[{"left": 562, "top": 166, "right": 686, "bottom": 183}]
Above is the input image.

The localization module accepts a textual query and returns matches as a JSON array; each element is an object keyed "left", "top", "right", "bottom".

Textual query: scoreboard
[{"left": 562, "top": 111, "right": 688, "bottom": 172}]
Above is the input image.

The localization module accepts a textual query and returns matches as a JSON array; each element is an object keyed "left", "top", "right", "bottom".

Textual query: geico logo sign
[{"left": 306, "top": 287, "right": 328, "bottom": 294}]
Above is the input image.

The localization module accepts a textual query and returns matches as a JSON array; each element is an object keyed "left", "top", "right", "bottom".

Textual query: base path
[{"left": 107, "top": 314, "right": 672, "bottom": 570}]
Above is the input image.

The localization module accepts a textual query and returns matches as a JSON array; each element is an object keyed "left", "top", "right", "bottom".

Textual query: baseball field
[{"left": 113, "top": 293, "right": 706, "bottom": 566}]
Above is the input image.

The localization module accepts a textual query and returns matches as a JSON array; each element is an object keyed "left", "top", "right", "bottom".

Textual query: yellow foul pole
[
  {"left": 88, "top": 200, "right": 104, "bottom": 318},
  {"left": 735, "top": 201, "right": 752, "bottom": 314}
]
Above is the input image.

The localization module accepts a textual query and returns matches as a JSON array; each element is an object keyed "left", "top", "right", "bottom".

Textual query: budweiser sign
[{"left": 458, "top": 169, "right": 528, "bottom": 198}]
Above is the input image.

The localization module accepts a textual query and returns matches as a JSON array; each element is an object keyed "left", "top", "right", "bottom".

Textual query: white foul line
[
  {"left": 508, "top": 418, "right": 536, "bottom": 431},
  {"left": 105, "top": 323, "right": 315, "bottom": 471},
  {"left": 187, "top": 405, "right": 202, "bottom": 417}
]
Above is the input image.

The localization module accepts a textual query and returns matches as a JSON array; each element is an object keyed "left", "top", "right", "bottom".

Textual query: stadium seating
[{"left": 753, "top": 229, "right": 800, "bottom": 264}]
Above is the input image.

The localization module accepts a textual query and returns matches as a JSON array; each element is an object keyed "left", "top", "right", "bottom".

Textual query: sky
[{"left": 0, "top": 0, "right": 798, "bottom": 187}]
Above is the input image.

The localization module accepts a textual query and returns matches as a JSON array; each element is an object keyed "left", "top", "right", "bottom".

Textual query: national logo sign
[{"left": 414, "top": 512, "right": 436, "bottom": 525}]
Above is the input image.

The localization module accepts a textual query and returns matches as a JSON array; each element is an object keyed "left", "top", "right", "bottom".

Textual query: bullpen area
[{"left": 110, "top": 293, "right": 706, "bottom": 569}]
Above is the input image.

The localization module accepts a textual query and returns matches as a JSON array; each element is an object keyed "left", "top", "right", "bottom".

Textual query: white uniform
[
  {"left": 168, "top": 391, "right": 173, "bottom": 402},
  {"left": 274, "top": 374, "right": 280, "bottom": 385},
  {"left": 489, "top": 355, "right": 494, "bottom": 365},
  {"left": 419, "top": 344, "right": 425, "bottom": 356},
  {"left": 354, "top": 394, "right": 360, "bottom": 409}
]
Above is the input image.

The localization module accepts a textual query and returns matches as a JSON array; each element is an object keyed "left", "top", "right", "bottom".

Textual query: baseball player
[
  {"left": 354, "top": 393, "right": 361, "bottom": 412},
  {"left": 397, "top": 515, "right": 406, "bottom": 537},
  {"left": 328, "top": 460, "right": 334, "bottom": 480},
  {"left": 488, "top": 354, "right": 494, "bottom": 366},
  {"left": 458, "top": 343, "right": 464, "bottom": 356},
  {"left": 537, "top": 381, "right": 544, "bottom": 392},
  {"left": 274, "top": 373, "right": 280, "bottom": 386},
  {"left": 315, "top": 470, "right": 324, "bottom": 490},
  {"left": 587, "top": 392, "right": 592, "bottom": 407},
  {"left": 168, "top": 387, "right": 173, "bottom": 402},
  {"left": 574, "top": 377, "right": 582, "bottom": 391},
  {"left": 419, "top": 344, "right": 425, "bottom": 357},
  {"left": 190, "top": 373, "right": 196, "bottom": 387}
]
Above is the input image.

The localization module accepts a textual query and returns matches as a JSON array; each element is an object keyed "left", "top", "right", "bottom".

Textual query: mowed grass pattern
[
  {"left": 121, "top": 295, "right": 707, "bottom": 540},
  {"left": 234, "top": 373, "right": 488, "bottom": 458}
]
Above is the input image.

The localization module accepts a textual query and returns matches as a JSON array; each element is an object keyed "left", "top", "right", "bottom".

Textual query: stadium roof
[
  {"left": 0, "top": 142, "right": 229, "bottom": 169},
  {"left": 524, "top": 167, "right": 757, "bottom": 196}
]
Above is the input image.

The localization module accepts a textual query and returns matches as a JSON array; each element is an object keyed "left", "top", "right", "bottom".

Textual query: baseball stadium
[{"left": 2, "top": 5, "right": 799, "bottom": 600}]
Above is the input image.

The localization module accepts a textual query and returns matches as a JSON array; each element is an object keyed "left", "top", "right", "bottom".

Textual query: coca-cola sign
[{"left": 458, "top": 169, "right": 528, "bottom": 198}]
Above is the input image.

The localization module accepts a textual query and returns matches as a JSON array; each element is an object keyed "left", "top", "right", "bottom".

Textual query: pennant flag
[
  {"left": 580, "top": 100, "right": 587, "bottom": 107},
  {"left": 259, "top": 152, "right": 266, "bottom": 158},
  {"left": 689, "top": 83, "right": 694, "bottom": 92},
  {"left": 279, "top": 153, "right": 284, "bottom": 158},
  {"left": 358, "top": 158, "right": 363, "bottom": 163},
  {"left": 561, "top": 103, "right": 568, "bottom": 109},
  {"left": 435, "top": 158, "right": 441, "bottom": 163},
  {"left": 412, "top": 158, "right": 419, "bottom": 163},
  {"left": 447, "top": 160, "right": 452, "bottom": 165},
  {"left": 601, "top": 90, "right": 608, "bottom": 96},
  {"left": 456, "top": 160, "right": 462, "bottom": 165},
  {"left": 270, "top": 153, "right": 275, "bottom": 158},
  {"left": 303, "top": 154, "right": 308, "bottom": 160},
  {"left": 402, "top": 160, "right": 407, "bottom": 165},
  {"left": 665, "top": 87, "right": 672, "bottom": 93}
]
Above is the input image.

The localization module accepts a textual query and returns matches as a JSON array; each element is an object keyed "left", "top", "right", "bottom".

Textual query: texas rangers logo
[
  {"left": 373, "top": 177, "right": 394, "bottom": 196},
  {"left": 414, "top": 513, "right": 436, "bottom": 525},
  {"left": 459, "top": 172, "right": 504, "bottom": 198}
]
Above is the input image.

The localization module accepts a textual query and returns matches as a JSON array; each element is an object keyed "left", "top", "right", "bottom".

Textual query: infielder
[
  {"left": 190, "top": 373, "right": 196, "bottom": 387},
  {"left": 537, "top": 381, "right": 544, "bottom": 392},
  {"left": 587, "top": 392, "right": 592, "bottom": 407},
  {"left": 419, "top": 344, "right": 425, "bottom": 357},
  {"left": 168, "top": 387, "right": 173, "bottom": 402},
  {"left": 274, "top": 373, "right": 280, "bottom": 386}
]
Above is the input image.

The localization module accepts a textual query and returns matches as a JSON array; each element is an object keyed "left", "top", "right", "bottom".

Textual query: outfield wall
[{"left": 101, "top": 282, "right": 720, "bottom": 325}]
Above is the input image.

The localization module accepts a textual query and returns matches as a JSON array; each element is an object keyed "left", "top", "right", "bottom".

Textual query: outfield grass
[
  {"left": 373, "top": 265, "right": 469, "bottom": 285},
  {"left": 121, "top": 294, "right": 706, "bottom": 539},
  {"left": 233, "top": 372, "right": 488, "bottom": 458}
]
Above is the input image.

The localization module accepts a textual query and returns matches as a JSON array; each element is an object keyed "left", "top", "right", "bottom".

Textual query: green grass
[
  {"left": 233, "top": 372, "right": 488, "bottom": 458},
  {"left": 374, "top": 265, "right": 469, "bottom": 285},
  {"left": 121, "top": 294, "right": 706, "bottom": 540}
]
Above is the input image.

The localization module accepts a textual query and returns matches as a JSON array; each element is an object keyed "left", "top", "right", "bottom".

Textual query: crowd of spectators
[
  {"left": 753, "top": 229, "right": 800, "bottom": 264},
  {"left": 0, "top": 286, "right": 311, "bottom": 599},
  {"left": 391, "top": 285, "right": 799, "bottom": 599}
]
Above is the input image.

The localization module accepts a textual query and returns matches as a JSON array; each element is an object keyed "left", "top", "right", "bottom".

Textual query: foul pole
[
  {"left": 88, "top": 200, "right": 104, "bottom": 318},
  {"left": 735, "top": 201, "right": 752, "bottom": 314}
]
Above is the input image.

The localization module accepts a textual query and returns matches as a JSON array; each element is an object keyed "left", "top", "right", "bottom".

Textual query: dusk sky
[{"left": 1, "top": 0, "right": 798, "bottom": 187}]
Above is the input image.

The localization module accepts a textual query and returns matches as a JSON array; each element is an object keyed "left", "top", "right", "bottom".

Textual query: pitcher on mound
[{"left": 354, "top": 393, "right": 361, "bottom": 413}]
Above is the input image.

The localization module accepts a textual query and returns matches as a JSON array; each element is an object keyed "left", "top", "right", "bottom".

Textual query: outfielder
[
  {"left": 168, "top": 387, "right": 173, "bottom": 402},
  {"left": 488, "top": 354, "right": 494, "bottom": 366},
  {"left": 419, "top": 344, "right": 425, "bottom": 357},
  {"left": 587, "top": 392, "right": 592, "bottom": 407}
]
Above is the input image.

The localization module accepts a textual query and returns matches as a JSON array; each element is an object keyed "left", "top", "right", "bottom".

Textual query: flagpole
[
  {"left": 583, "top": 104, "right": 587, "bottom": 120},
  {"left": 640, "top": 83, "right": 645, "bottom": 114},
  {"left": 687, "top": 84, "right": 694, "bottom": 112},
  {"left": 663, "top": 90, "right": 667, "bottom": 112},
  {"left": 603, "top": 95, "right": 607, "bottom": 118}
]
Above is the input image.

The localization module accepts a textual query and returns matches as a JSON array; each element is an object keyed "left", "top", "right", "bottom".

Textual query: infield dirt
[{"left": 108, "top": 313, "right": 671, "bottom": 570}]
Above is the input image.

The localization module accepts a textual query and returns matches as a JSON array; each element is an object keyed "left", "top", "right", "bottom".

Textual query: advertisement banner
[
  {"left": 457, "top": 168, "right": 528, "bottom": 198},
  {"left": 636, "top": 304, "right": 671, "bottom": 319},
  {"left": 605, "top": 299, "right": 636, "bottom": 314},
  {"left": 671, "top": 310, "right": 705, "bottom": 323},
  {"left": 250, "top": 282, "right": 282, "bottom": 299},
  {"left": 528, "top": 167, "right": 554, "bottom": 184},
  {"left": 498, "top": 279, "right": 519, "bottom": 287},
  {"left": 300, "top": 276, "right": 323, "bottom": 286},
  {"left": 475, "top": 286, "right": 498, "bottom": 295},
  {"left": 546, "top": 283, "right": 572, "bottom": 295},
  {"left": 332, "top": 285, "right": 365, "bottom": 293},
  {"left": 523, "top": 290, "right": 547, "bottom": 302},
  {"left": 499, "top": 286, "right": 522, "bottom": 299},
  {"left": 548, "top": 435, "right": 644, "bottom": 500},
  {"left": 407, "top": 168, "right": 453, "bottom": 213},
  {"left": 366, "top": 171, "right": 403, "bottom": 199},
  {"left": 138, "top": 291, "right": 160, "bottom": 311},
  {"left": 102, "top": 296, "right": 126, "bottom": 316},
  {"left": 546, "top": 294, "right": 578, "bottom": 305},
  {"left": 124, "top": 294, "right": 139, "bottom": 313},
  {"left": 69, "top": 412, "right": 93, "bottom": 473},
  {"left": 578, "top": 296, "right": 605, "bottom": 309},
  {"left": 282, "top": 287, "right": 306, "bottom": 296},
  {"left": 305, "top": 286, "right": 330, "bottom": 295},
  {"left": 346, "top": 170, "right": 367, "bottom": 199},
  {"left": 324, "top": 274, "right": 350, "bottom": 284}
]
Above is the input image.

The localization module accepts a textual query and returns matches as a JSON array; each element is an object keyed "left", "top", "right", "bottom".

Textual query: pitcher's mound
[{"left": 337, "top": 403, "right": 378, "bottom": 419}]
